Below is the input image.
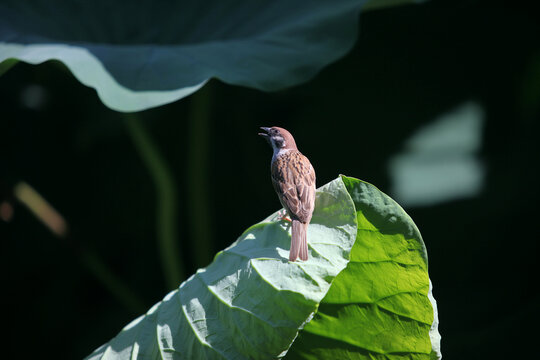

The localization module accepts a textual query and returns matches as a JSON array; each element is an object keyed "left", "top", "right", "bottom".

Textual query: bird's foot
[{"left": 278, "top": 209, "right": 292, "bottom": 223}]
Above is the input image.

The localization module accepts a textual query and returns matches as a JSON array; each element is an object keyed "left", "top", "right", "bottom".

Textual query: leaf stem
[
  {"left": 123, "top": 114, "right": 184, "bottom": 289},
  {"left": 187, "top": 84, "right": 213, "bottom": 267},
  {"left": 81, "top": 250, "right": 146, "bottom": 314},
  {"left": 0, "top": 58, "right": 18, "bottom": 77}
]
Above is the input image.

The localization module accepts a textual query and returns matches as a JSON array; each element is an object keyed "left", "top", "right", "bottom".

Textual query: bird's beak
[{"left": 258, "top": 127, "right": 270, "bottom": 138}]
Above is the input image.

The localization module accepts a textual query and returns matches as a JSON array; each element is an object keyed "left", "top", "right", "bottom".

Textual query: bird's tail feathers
[{"left": 290, "top": 220, "right": 309, "bottom": 261}]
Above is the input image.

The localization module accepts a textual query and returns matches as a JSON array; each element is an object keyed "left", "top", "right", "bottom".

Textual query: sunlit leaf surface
[
  {"left": 85, "top": 176, "right": 440, "bottom": 359},
  {"left": 288, "top": 176, "right": 441, "bottom": 359},
  {"left": 86, "top": 178, "right": 358, "bottom": 359}
]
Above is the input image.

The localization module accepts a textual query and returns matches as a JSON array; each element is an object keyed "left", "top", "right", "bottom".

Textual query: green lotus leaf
[
  {"left": 85, "top": 176, "right": 440, "bottom": 359},
  {"left": 1, "top": 0, "right": 420, "bottom": 112},
  {"left": 86, "top": 177, "right": 358, "bottom": 359},
  {"left": 287, "top": 176, "right": 441, "bottom": 359}
]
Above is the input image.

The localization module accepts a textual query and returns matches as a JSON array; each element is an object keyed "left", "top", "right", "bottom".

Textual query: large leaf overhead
[
  {"left": 85, "top": 176, "right": 441, "bottom": 360},
  {"left": 0, "top": 0, "right": 419, "bottom": 112}
]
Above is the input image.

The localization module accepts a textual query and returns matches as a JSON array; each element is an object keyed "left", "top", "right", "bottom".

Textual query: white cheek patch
[
  {"left": 271, "top": 136, "right": 285, "bottom": 149},
  {"left": 276, "top": 148, "right": 292, "bottom": 156}
]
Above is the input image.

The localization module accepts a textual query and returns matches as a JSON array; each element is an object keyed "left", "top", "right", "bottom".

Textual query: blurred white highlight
[{"left": 389, "top": 101, "right": 485, "bottom": 207}]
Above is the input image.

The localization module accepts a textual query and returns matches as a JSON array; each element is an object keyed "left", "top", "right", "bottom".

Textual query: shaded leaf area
[
  {"left": 86, "top": 178, "right": 358, "bottom": 360},
  {"left": 0, "top": 0, "right": 382, "bottom": 111},
  {"left": 288, "top": 176, "right": 439, "bottom": 359}
]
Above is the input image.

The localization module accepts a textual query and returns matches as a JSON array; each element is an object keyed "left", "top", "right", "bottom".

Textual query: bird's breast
[{"left": 271, "top": 150, "right": 313, "bottom": 184}]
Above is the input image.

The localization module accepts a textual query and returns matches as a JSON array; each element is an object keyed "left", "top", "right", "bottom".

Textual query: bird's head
[{"left": 258, "top": 126, "right": 297, "bottom": 152}]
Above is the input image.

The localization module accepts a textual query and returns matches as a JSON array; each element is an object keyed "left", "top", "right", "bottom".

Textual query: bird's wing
[{"left": 271, "top": 151, "right": 316, "bottom": 223}]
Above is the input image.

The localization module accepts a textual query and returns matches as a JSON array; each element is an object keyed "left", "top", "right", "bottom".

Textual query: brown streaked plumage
[{"left": 258, "top": 126, "right": 316, "bottom": 261}]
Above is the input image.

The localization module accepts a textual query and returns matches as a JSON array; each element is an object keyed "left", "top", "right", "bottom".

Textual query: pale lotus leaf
[
  {"left": 85, "top": 176, "right": 441, "bottom": 359},
  {"left": 86, "top": 177, "right": 358, "bottom": 359},
  {"left": 0, "top": 0, "right": 420, "bottom": 112},
  {"left": 0, "top": 0, "right": 366, "bottom": 111}
]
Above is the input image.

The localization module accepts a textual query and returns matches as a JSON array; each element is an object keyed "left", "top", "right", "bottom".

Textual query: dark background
[{"left": 1, "top": 0, "right": 538, "bottom": 358}]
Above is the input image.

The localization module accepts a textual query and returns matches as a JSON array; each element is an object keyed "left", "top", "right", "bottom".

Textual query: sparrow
[{"left": 259, "top": 127, "right": 316, "bottom": 261}]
